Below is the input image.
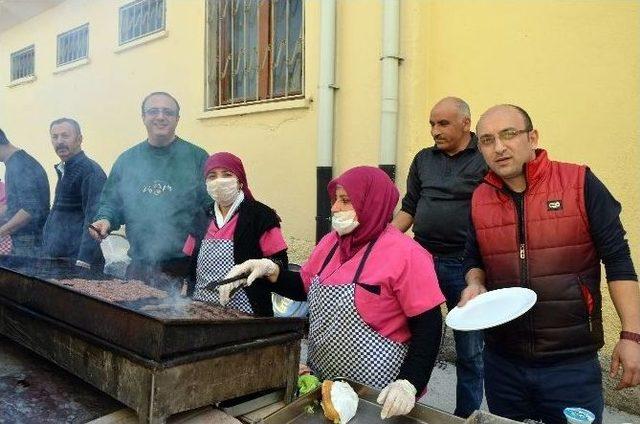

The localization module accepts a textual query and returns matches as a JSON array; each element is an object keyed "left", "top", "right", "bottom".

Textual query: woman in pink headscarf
[
  {"left": 227, "top": 166, "right": 445, "bottom": 419},
  {"left": 181, "top": 152, "right": 288, "bottom": 316}
]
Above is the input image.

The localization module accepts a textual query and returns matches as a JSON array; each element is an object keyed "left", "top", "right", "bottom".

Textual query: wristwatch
[{"left": 620, "top": 331, "right": 640, "bottom": 344}]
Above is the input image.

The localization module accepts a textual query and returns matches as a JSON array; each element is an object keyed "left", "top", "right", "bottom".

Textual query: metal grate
[
  {"left": 119, "top": 0, "right": 165, "bottom": 45},
  {"left": 57, "top": 24, "right": 89, "bottom": 67},
  {"left": 206, "top": 0, "right": 304, "bottom": 109},
  {"left": 10, "top": 45, "right": 35, "bottom": 81}
]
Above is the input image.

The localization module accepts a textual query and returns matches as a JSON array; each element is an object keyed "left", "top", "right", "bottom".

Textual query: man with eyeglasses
[
  {"left": 90, "top": 92, "right": 208, "bottom": 283},
  {"left": 461, "top": 104, "right": 640, "bottom": 423},
  {"left": 392, "top": 97, "right": 487, "bottom": 418}
]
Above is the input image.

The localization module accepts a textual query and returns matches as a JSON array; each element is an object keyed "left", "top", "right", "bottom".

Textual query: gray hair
[
  {"left": 50, "top": 118, "right": 82, "bottom": 137},
  {"left": 437, "top": 96, "right": 471, "bottom": 119}
]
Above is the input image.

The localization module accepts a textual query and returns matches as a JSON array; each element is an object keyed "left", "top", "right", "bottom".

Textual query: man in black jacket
[
  {"left": 42, "top": 118, "right": 106, "bottom": 268},
  {"left": 0, "top": 128, "right": 50, "bottom": 256},
  {"left": 392, "top": 97, "right": 487, "bottom": 418}
]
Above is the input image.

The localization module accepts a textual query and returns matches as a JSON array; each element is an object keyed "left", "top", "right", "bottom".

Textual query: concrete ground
[
  {"left": 420, "top": 359, "right": 640, "bottom": 424},
  {"left": 3, "top": 335, "right": 639, "bottom": 423}
]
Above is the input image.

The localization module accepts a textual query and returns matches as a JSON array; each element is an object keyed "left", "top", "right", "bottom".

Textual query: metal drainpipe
[
  {"left": 379, "top": 0, "right": 401, "bottom": 181},
  {"left": 316, "top": 0, "right": 337, "bottom": 242}
]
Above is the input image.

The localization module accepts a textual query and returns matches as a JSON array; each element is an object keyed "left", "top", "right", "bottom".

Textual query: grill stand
[{"left": 0, "top": 297, "right": 300, "bottom": 424}]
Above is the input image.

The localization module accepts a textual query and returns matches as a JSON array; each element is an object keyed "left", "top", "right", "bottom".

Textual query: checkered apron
[
  {"left": 0, "top": 235, "right": 12, "bottom": 255},
  {"left": 192, "top": 238, "right": 253, "bottom": 314},
  {"left": 307, "top": 241, "right": 408, "bottom": 389}
]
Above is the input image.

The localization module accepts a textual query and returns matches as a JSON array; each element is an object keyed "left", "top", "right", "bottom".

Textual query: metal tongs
[{"left": 204, "top": 272, "right": 250, "bottom": 291}]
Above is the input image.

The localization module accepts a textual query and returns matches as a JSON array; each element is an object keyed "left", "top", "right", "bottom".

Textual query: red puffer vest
[{"left": 471, "top": 149, "right": 602, "bottom": 361}]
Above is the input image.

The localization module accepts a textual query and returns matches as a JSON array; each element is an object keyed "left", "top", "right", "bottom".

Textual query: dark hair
[
  {"left": 505, "top": 104, "right": 533, "bottom": 130},
  {"left": 50, "top": 118, "right": 82, "bottom": 137},
  {"left": 0, "top": 128, "right": 8, "bottom": 145},
  {"left": 141, "top": 92, "right": 181, "bottom": 116}
]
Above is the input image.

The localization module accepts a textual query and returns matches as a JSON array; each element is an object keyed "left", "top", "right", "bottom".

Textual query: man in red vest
[{"left": 460, "top": 104, "right": 640, "bottom": 423}]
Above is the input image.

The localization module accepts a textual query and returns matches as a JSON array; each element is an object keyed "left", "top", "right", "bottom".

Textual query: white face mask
[
  {"left": 206, "top": 177, "right": 240, "bottom": 207},
  {"left": 331, "top": 210, "right": 359, "bottom": 236}
]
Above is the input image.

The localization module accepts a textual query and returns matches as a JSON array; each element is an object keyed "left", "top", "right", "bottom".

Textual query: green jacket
[{"left": 96, "top": 137, "right": 208, "bottom": 263}]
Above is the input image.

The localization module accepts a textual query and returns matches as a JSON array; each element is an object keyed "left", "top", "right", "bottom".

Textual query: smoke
[{"left": 92, "top": 135, "right": 209, "bottom": 274}]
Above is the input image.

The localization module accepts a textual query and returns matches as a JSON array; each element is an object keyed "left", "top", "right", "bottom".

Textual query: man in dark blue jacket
[
  {"left": 42, "top": 118, "right": 106, "bottom": 268},
  {"left": 0, "top": 128, "right": 50, "bottom": 256}
]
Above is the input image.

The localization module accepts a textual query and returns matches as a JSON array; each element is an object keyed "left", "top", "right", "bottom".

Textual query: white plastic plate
[{"left": 445, "top": 287, "right": 537, "bottom": 331}]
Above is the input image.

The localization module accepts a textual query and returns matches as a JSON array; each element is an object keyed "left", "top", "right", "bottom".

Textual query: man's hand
[
  {"left": 459, "top": 268, "right": 487, "bottom": 307},
  {"left": 608, "top": 280, "right": 640, "bottom": 389},
  {"left": 458, "top": 283, "right": 486, "bottom": 307},
  {"left": 610, "top": 339, "right": 640, "bottom": 389},
  {"left": 0, "top": 209, "right": 31, "bottom": 237},
  {"left": 89, "top": 219, "right": 111, "bottom": 241},
  {"left": 391, "top": 211, "right": 414, "bottom": 233},
  {"left": 75, "top": 260, "right": 91, "bottom": 269}
]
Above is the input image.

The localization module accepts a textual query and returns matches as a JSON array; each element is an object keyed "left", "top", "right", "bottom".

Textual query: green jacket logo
[{"left": 142, "top": 181, "right": 173, "bottom": 196}]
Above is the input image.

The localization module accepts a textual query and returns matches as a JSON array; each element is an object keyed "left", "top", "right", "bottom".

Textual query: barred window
[
  {"left": 119, "top": 0, "right": 165, "bottom": 45},
  {"left": 57, "top": 24, "right": 89, "bottom": 66},
  {"left": 206, "top": 0, "right": 304, "bottom": 109},
  {"left": 10, "top": 45, "right": 35, "bottom": 81}
]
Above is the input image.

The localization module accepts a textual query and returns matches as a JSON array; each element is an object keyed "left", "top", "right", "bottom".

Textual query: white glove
[
  {"left": 218, "top": 279, "right": 248, "bottom": 306},
  {"left": 225, "top": 259, "right": 279, "bottom": 285},
  {"left": 219, "top": 259, "right": 279, "bottom": 306},
  {"left": 376, "top": 379, "right": 417, "bottom": 419}
]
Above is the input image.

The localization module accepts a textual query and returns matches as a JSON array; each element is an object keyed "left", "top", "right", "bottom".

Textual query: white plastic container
[{"left": 100, "top": 234, "right": 131, "bottom": 278}]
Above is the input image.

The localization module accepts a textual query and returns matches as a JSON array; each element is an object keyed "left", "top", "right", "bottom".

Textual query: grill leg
[{"left": 284, "top": 339, "right": 302, "bottom": 403}]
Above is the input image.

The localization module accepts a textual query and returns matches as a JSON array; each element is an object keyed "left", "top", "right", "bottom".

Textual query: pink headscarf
[
  {"left": 328, "top": 166, "right": 399, "bottom": 263},
  {"left": 203, "top": 152, "right": 254, "bottom": 200}
]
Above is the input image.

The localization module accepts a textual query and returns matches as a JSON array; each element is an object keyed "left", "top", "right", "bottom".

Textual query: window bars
[
  {"left": 119, "top": 0, "right": 165, "bottom": 45},
  {"left": 57, "top": 24, "right": 89, "bottom": 67},
  {"left": 10, "top": 45, "right": 35, "bottom": 81},
  {"left": 206, "top": 0, "right": 304, "bottom": 109}
]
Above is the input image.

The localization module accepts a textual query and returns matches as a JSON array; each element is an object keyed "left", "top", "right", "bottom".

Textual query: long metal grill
[
  {"left": 10, "top": 45, "right": 35, "bottom": 81},
  {"left": 119, "top": 0, "right": 165, "bottom": 45},
  {"left": 206, "top": 0, "right": 304, "bottom": 108},
  {"left": 57, "top": 24, "right": 89, "bottom": 66}
]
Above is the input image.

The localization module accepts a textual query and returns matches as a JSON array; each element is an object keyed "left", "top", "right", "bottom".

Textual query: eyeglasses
[
  {"left": 144, "top": 108, "right": 178, "bottom": 117},
  {"left": 478, "top": 128, "right": 531, "bottom": 146}
]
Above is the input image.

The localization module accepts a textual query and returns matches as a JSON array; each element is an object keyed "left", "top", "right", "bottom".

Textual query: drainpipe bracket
[{"left": 380, "top": 55, "right": 404, "bottom": 62}]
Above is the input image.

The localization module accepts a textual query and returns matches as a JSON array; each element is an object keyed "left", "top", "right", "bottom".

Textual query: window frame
[
  {"left": 205, "top": 0, "right": 305, "bottom": 111},
  {"left": 56, "top": 23, "right": 90, "bottom": 67},
  {"left": 118, "top": 0, "right": 166, "bottom": 46},
  {"left": 10, "top": 44, "right": 36, "bottom": 82}
]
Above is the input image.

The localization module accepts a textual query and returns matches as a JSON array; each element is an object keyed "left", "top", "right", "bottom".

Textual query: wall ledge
[
  {"left": 114, "top": 30, "right": 168, "bottom": 54},
  {"left": 198, "top": 97, "right": 311, "bottom": 119},
  {"left": 7, "top": 75, "right": 37, "bottom": 88},
  {"left": 53, "top": 58, "right": 90, "bottom": 75}
]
